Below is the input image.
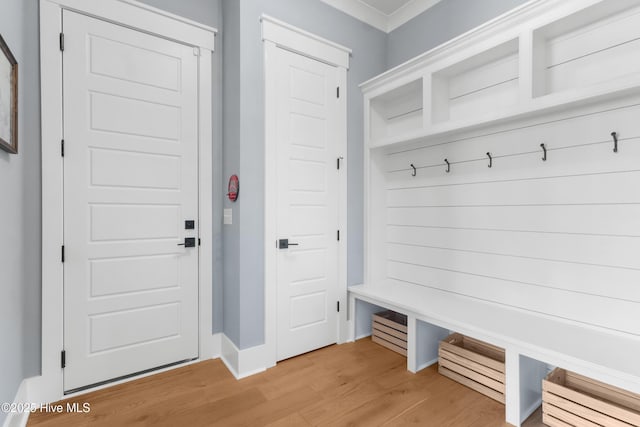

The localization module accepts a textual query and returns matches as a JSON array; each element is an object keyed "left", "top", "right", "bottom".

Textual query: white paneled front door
[
  {"left": 274, "top": 47, "right": 342, "bottom": 361},
  {"left": 62, "top": 10, "right": 199, "bottom": 391}
]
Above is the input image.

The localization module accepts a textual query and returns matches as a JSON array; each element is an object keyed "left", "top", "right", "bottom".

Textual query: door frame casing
[
  {"left": 38, "top": 0, "right": 216, "bottom": 403},
  {"left": 262, "top": 15, "right": 351, "bottom": 368}
]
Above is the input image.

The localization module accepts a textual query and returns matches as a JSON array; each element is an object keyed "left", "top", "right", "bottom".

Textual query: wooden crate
[
  {"left": 371, "top": 310, "right": 407, "bottom": 356},
  {"left": 542, "top": 368, "right": 640, "bottom": 427},
  {"left": 438, "top": 333, "right": 505, "bottom": 404}
]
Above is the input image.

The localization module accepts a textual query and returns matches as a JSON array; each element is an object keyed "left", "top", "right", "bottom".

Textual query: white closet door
[
  {"left": 62, "top": 10, "right": 199, "bottom": 391},
  {"left": 274, "top": 47, "right": 341, "bottom": 361}
]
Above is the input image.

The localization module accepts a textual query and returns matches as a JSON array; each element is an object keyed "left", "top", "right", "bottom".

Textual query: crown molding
[
  {"left": 320, "top": 0, "right": 441, "bottom": 33},
  {"left": 321, "top": 0, "right": 388, "bottom": 32},
  {"left": 388, "top": 0, "right": 442, "bottom": 31}
]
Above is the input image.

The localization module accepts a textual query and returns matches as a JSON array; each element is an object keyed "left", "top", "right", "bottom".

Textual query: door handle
[
  {"left": 178, "top": 237, "right": 196, "bottom": 248},
  {"left": 278, "top": 239, "right": 299, "bottom": 249}
]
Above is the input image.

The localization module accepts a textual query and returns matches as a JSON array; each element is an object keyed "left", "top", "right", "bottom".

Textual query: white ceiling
[{"left": 320, "top": 0, "right": 442, "bottom": 33}]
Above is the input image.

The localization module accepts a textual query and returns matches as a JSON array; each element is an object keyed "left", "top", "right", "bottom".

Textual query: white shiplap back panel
[
  {"left": 386, "top": 226, "right": 640, "bottom": 271},
  {"left": 448, "top": 79, "right": 520, "bottom": 124},
  {"left": 544, "top": 3, "right": 640, "bottom": 94},
  {"left": 386, "top": 244, "right": 640, "bottom": 303},
  {"left": 380, "top": 97, "right": 640, "bottom": 336}
]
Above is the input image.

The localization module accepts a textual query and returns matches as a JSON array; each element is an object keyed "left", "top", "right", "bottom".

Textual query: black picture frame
[{"left": 0, "top": 34, "right": 18, "bottom": 154}]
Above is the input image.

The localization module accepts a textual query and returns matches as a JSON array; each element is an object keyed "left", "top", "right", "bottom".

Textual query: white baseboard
[
  {"left": 220, "top": 334, "right": 268, "bottom": 379},
  {"left": 2, "top": 378, "right": 32, "bottom": 427},
  {"left": 211, "top": 333, "right": 222, "bottom": 359}
]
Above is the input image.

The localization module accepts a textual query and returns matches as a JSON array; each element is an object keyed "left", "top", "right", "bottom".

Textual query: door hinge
[
  {"left": 337, "top": 301, "right": 340, "bottom": 312},
  {"left": 337, "top": 157, "right": 340, "bottom": 170},
  {"left": 337, "top": 230, "right": 340, "bottom": 241},
  {"left": 61, "top": 139, "right": 64, "bottom": 157},
  {"left": 336, "top": 87, "right": 340, "bottom": 98},
  {"left": 61, "top": 350, "right": 66, "bottom": 369},
  {"left": 59, "top": 33, "right": 64, "bottom": 52},
  {"left": 61, "top": 245, "right": 65, "bottom": 263}
]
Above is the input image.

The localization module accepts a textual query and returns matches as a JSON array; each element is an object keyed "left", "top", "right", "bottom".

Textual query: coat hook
[
  {"left": 410, "top": 163, "right": 416, "bottom": 177},
  {"left": 444, "top": 159, "right": 450, "bottom": 173},
  {"left": 486, "top": 152, "right": 492, "bottom": 168},
  {"left": 611, "top": 132, "right": 618, "bottom": 153},
  {"left": 540, "top": 143, "right": 547, "bottom": 161}
]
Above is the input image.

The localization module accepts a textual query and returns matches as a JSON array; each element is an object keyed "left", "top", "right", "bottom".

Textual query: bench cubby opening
[
  {"left": 438, "top": 333, "right": 506, "bottom": 403},
  {"left": 543, "top": 368, "right": 640, "bottom": 427}
]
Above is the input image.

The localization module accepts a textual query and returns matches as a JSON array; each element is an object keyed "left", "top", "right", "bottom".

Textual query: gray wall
[
  {"left": 386, "top": 0, "right": 529, "bottom": 68},
  {"left": 138, "top": 0, "right": 222, "bottom": 26},
  {"left": 0, "top": 0, "right": 41, "bottom": 423},
  {"left": 222, "top": 0, "right": 242, "bottom": 345},
  {"left": 223, "top": 0, "right": 387, "bottom": 349},
  {"left": 136, "top": 0, "right": 225, "bottom": 335}
]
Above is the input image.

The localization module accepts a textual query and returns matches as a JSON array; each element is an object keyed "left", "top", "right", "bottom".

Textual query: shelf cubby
[
  {"left": 533, "top": 0, "right": 640, "bottom": 98},
  {"left": 431, "top": 39, "right": 519, "bottom": 125},
  {"left": 369, "top": 78, "right": 423, "bottom": 143}
]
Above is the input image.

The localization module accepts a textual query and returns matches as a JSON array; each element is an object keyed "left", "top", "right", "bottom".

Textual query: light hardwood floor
[{"left": 28, "top": 339, "right": 544, "bottom": 426}]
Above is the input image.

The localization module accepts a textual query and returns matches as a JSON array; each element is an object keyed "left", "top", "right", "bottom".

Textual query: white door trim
[
  {"left": 261, "top": 15, "right": 351, "bottom": 69},
  {"left": 38, "top": 0, "right": 216, "bottom": 403},
  {"left": 263, "top": 17, "right": 350, "bottom": 369}
]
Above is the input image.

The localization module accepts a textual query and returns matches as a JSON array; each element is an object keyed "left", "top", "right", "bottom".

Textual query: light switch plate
[{"left": 223, "top": 208, "right": 233, "bottom": 225}]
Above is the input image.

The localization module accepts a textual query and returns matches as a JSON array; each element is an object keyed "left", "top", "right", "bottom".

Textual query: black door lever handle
[
  {"left": 278, "top": 239, "right": 299, "bottom": 249},
  {"left": 178, "top": 237, "right": 196, "bottom": 248}
]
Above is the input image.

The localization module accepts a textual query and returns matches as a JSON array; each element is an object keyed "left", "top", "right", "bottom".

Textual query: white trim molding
[
  {"left": 388, "top": 0, "right": 442, "bottom": 32},
  {"left": 261, "top": 15, "right": 351, "bottom": 69},
  {"left": 220, "top": 335, "right": 268, "bottom": 380},
  {"left": 319, "top": 0, "right": 442, "bottom": 33},
  {"left": 320, "top": 0, "right": 388, "bottom": 32},
  {"left": 39, "top": 0, "right": 217, "bottom": 403},
  {"left": 45, "top": 0, "right": 216, "bottom": 49},
  {"left": 210, "top": 333, "right": 222, "bottom": 360},
  {"left": 1, "top": 379, "right": 31, "bottom": 427},
  {"left": 263, "top": 18, "right": 350, "bottom": 371}
]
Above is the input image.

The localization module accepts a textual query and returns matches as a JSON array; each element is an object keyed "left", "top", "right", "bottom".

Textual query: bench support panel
[{"left": 409, "top": 317, "right": 450, "bottom": 373}]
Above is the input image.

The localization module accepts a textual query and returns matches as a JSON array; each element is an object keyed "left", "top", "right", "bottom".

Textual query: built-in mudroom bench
[{"left": 349, "top": 0, "right": 640, "bottom": 425}]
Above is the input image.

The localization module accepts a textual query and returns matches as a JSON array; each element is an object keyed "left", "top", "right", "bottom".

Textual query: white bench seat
[{"left": 349, "top": 281, "right": 640, "bottom": 426}]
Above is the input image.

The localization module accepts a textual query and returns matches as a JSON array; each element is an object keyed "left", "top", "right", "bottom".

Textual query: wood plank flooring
[{"left": 28, "top": 339, "right": 544, "bottom": 426}]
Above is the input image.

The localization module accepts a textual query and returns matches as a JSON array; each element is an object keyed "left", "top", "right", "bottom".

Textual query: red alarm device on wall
[{"left": 227, "top": 174, "right": 239, "bottom": 202}]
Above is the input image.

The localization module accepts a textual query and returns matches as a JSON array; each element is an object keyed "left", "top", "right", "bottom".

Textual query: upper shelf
[{"left": 362, "top": 0, "right": 640, "bottom": 149}]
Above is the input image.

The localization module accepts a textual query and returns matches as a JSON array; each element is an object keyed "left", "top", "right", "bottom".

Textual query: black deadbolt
[{"left": 185, "top": 220, "right": 195, "bottom": 230}]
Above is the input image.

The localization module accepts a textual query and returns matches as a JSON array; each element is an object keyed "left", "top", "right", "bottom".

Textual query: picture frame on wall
[{"left": 0, "top": 34, "right": 18, "bottom": 154}]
